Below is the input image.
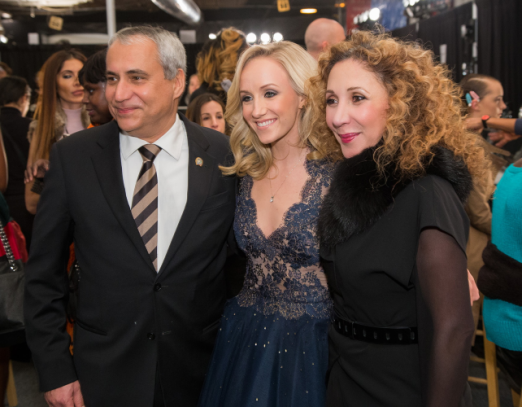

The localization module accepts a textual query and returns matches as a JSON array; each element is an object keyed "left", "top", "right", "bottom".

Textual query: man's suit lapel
[
  {"left": 91, "top": 121, "right": 156, "bottom": 276},
  {"left": 158, "top": 116, "right": 215, "bottom": 275}
]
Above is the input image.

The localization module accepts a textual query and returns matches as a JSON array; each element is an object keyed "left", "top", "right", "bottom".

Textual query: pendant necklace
[{"left": 268, "top": 150, "right": 305, "bottom": 203}]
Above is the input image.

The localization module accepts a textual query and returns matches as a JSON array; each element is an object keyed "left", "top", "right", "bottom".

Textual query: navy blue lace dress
[{"left": 198, "top": 159, "right": 334, "bottom": 407}]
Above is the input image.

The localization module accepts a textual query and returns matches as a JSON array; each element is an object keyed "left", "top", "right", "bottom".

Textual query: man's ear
[{"left": 172, "top": 69, "right": 186, "bottom": 99}]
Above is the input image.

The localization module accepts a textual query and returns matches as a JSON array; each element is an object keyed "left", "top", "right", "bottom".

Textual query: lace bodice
[{"left": 234, "top": 159, "right": 335, "bottom": 320}]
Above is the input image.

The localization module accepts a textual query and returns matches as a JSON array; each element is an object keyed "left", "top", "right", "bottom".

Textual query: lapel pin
[{"left": 195, "top": 157, "right": 204, "bottom": 167}]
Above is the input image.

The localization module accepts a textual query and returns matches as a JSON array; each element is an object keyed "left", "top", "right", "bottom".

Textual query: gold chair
[
  {"left": 6, "top": 360, "right": 18, "bottom": 407},
  {"left": 469, "top": 325, "right": 501, "bottom": 406}
]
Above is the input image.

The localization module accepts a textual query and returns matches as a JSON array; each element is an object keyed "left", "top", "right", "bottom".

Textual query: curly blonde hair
[
  {"left": 220, "top": 41, "right": 332, "bottom": 179},
  {"left": 308, "top": 30, "right": 490, "bottom": 186},
  {"left": 196, "top": 28, "right": 247, "bottom": 93}
]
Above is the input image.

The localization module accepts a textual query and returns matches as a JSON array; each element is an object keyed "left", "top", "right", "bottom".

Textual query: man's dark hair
[
  {"left": 0, "top": 75, "right": 29, "bottom": 106},
  {"left": 79, "top": 48, "right": 107, "bottom": 85}
]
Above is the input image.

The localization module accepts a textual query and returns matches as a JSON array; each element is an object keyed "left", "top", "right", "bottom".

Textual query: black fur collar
[{"left": 318, "top": 145, "right": 473, "bottom": 250}]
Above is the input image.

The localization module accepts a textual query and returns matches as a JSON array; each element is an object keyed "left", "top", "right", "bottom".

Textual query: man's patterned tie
[{"left": 132, "top": 144, "right": 162, "bottom": 270}]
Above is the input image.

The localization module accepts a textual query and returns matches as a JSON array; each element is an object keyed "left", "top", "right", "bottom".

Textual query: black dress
[
  {"left": 0, "top": 107, "right": 34, "bottom": 249},
  {"left": 318, "top": 146, "right": 475, "bottom": 407}
]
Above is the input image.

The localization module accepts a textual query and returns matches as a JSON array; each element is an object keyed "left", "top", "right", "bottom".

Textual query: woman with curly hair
[
  {"left": 198, "top": 41, "right": 335, "bottom": 407},
  {"left": 190, "top": 27, "right": 248, "bottom": 104},
  {"left": 311, "top": 30, "right": 489, "bottom": 406}
]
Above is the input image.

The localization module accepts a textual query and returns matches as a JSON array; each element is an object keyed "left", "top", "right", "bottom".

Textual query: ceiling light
[
  {"left": 0, "top": 35, "right": 8, "bottom": 44},
  {"left": 353, "top": 16, "right": 358, "bottom": 24},
  {"left": 273, "top": 32, "right": 283, "bottom": 42},
  {"left": 300, "top": 8, "right": 317, "bottom": 14},
  {"left": 246, "top": 32, "right": 257, "bottom": 44},
  {"left": 403, "top": 0, "right": 409, "bottom": 6},
  {"left": 409, "top": 0, "right": 416, "bottom": 6},
  {"left": 339, "top": 3, "right": 345, "bottom": 7},
  {"left": 208, "top": 33, "right": 216, "bottom": 40},
  {"left": 361, "top": 11, "right": 369, "bottom": 22},
  {"left": 369, "top": 7, "right": 380, "bottom": 21},
  {"left": 1, "top": 13, "right": 11, "bottom": 19},
  {"left": 260, "top": 33, "right": 271, "bottom": 44}
]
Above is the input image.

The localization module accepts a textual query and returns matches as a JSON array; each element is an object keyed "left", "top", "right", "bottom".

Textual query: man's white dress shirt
[{"left": 119, "top": 115, "right": 189, "bottom": 271}]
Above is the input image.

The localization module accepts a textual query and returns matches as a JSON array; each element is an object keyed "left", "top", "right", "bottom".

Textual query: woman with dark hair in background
[
  {"left": 190, "top": 27, "right": 248, "bottom": 104},
  {"left": 24, "top": 49, "right": 89, "bottom": 215},
  {"left": 310, "top": 31, "right": 488, "bottom": 406},
  {"left": 79, "top": 49, "right": 113, "bottom": 126},
  {"left": 0, "top": 76, "right": 35, "bottom": 248},
  {"left": 186, "top": 93, "right": 226, "bottom": 134}
]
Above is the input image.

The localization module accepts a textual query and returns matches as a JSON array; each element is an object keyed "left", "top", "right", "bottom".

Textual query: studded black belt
[{"left": 332, "top": 314, "right": 418, "bottom": 345}]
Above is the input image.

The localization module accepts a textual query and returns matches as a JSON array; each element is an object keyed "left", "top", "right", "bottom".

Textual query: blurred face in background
[
  {"left": 56, "top": 58, "right": 85, "bottom": 109},
  {"left": 188, "top": 74, "right": 200, "bottom": 95},
  {"left": 326, "top": 59, "right": 389, "bottom": 159},
  {"left": 82, "top": 80, "right": 112, "bottom": 125},
  {"left": 475, "top": 79, "right": 507, "bottom": 119},
  {"left": 200, "top": 100, "right": 225, "bottom": 133},
  {"left": 240, "top": 57, "right": 305, "bottom": 147}
]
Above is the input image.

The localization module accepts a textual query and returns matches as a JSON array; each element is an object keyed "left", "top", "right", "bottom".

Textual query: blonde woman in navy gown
[{"left": 198, "top": 41, "right": 339, "bottom": 407}]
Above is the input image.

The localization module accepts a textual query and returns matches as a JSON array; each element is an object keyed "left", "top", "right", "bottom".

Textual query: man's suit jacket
[{"left": 24, "top": 115, "right": 236, "bottom": 406}]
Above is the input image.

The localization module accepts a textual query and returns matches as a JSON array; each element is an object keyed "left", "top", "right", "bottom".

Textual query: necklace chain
[{"left": 268, "top": 150, "right": 305, "bottom": 203}]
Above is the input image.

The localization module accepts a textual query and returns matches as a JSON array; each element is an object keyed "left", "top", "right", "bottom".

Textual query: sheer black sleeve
[{"left": 415, "top": 228, "right": 474, "bottom": 407}]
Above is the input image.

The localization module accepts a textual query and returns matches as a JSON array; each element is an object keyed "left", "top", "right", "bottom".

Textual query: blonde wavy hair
[
  {"left": 221, "top": 41, "right": 332, "bottom": 179},
  {"left": 308, "top": 30, "right": 490, "bottom": 187},
  {"left": 196, "top": 28, "right": 247, "bottom": 93}
]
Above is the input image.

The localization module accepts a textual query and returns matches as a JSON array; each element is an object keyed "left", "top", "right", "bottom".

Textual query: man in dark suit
[{"left": 24, "top": 26, "right": 236, "bottom": 407}]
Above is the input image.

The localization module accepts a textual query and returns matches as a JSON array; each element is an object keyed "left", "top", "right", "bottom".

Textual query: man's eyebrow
[{"left": 126, "top": 69, "right": 149, "bottom": 76}]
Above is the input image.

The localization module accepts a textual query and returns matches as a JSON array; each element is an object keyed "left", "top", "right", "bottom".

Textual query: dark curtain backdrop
[
  {"left": 392, "top": 1, "right": 522, "bottom": 119},
  {"left": 391, "top": 3, "right": 473, "bottom": 84},
  {"left": 476, "top": 0, "right": 522, "bottom": 117}
]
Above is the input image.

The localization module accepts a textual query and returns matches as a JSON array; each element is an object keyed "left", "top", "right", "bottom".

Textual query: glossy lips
[{"left": 339, "top": 133, "right": 360, "bottom": 143}]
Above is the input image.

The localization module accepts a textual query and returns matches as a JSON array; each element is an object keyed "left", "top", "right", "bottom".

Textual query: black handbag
[{"left": 0, "top": 219, "right": 25, "bottom": 336}]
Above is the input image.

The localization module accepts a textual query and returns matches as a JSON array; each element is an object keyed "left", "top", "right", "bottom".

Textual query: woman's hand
[
  {"left": 24, "top": 159, "right": 49, "bottom": 183},
  {"left": 464, "top": 117, "right": 483, "bottom": 131},
  {"left": 467, "top": 269, "right": 480, "bottom": 306}
]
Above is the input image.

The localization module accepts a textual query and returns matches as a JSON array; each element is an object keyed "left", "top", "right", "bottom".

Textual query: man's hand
[
  {"left": 45, "top": 380, "right": 85, "bottom": 407},
  {"left": 489, "top": 130, "right": 520, "bottom": 148},
  {"left": 467, "top": 269, "right": 480, "bottom": 306}
]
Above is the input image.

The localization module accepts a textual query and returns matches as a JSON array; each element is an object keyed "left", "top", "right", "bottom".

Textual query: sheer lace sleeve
[{"left": 415, "top": 228, "right": 474, "bottom": 407}]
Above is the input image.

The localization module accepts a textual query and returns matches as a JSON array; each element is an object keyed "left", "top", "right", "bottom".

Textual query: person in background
[
  {"left": 0, "top": 62, "right": 12, "bottom": 80},
  {"left": 304, "top": 18, "right": 346, "bottom": 60},
  {"left": 478, "top": 157, "right": 522, "bottom": 400},
  {"left": 24, "top": 49, "right": 89, "bottom": 215},
  {"left": 186, "top": 93, "right": 226, "bottom": 134},
  {"left": 184, "top": 73, "right": 201, "bottom": 105},
  {"left": 312, "top": 31, "right": 487, "bottom": 406},
  {"left": 459, "top": 74, "right": 507, "bottom": 339},
  {"left": 0, "top": 76, "right": 35, "bottom": 248},
  {"left": 460, "top": 74, "right": 519, "bottom": 152},
  {"left": 78, "top": 48, "right": 113, "bottom": 127},
  {"left": 191, "top": 27, "right": 248, "bottom": 104}
]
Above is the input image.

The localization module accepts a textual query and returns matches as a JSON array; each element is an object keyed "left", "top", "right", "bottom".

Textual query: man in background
[
  {"left": 304, "top": 18, "right": 346, "bottom": 60},
  {"left": 79, "top": 49, "right": 113, "bottom": 126}
]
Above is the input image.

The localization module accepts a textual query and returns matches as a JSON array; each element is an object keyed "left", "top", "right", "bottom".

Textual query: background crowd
[{"left": 0, "top": 16, "right": 520, "bottom": 407}]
